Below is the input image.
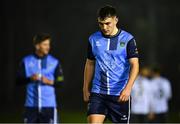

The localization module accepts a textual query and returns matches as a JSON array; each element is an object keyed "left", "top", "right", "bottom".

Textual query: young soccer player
[
  {"left": 17, "top": 33, "right": 64, "bottom": 123},
  {"left": 83, "top": 5, "right": 139, "bottom": 123}
]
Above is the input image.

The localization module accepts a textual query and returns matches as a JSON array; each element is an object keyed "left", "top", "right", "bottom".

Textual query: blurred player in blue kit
[{"left": 17, "top": 33, "right": 64, "bottom": 123}]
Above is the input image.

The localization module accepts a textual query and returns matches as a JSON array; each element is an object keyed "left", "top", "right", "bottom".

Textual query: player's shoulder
[
  {"left": 152, "top": 76, "right": 170, "bottom": 84},
  {"left": 136, "top": 76, "right": 150, "bottom": 84},
  {"left": 120, "top": 29, "right": 134, "bottom": 37},
  {"left": 143, "top": 77, "right": 151, "bottom": 83},
  {"left": 47, "top": 54, "right": 59, "bottom": 62},
  {"left": 120, "top": 29, "right": 134, "bottom": 41},
  {"left": 160, "top": 76, "right": 171, "bottom": 84},
  {"left": 22, "top": 54, "right": 35, "bottom": 61},
  {"left": 89, "top": 31, "right": 102, "bottom": 40},
  {"left": 47, "top": 54, "right": 61, "bottom": 67}
]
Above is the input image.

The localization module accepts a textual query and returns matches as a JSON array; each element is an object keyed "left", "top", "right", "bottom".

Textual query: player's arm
[
  {"left": 119, "top": 58, "right": 139, "bottom": 102},
  {"left": 16, "top": 61, "right": 31, "bottom": 85},
  {"left": 41, "top": 76, "right": 54, "bottom": 85},
  {"left": 42, "top": 62, "right": 64, "bottom": 86},
  {"left": 83, "top": 42, "right": 95, "bottom": 102},
  {"left": 16, "top": 61, "right": 40, "bottom": 85},
  {"left": 53, "top": 62, "right": 64, "bottom": 86},
  {"left": 148, "top": 83, "right": 156, "bottom": 121},
  {"left": 119, "top": 38, "right": 139, "bottom": 102},
  {"left": 83, "top": 59, "right": 95, "bottom": 102},
  {"left": 163, "top": 79, "right": 172, "bottom": 99},
  {"left": 16, "top": 60, "right": 47, "bottom": 85}
]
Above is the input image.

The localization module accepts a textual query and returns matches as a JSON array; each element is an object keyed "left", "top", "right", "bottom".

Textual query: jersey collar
[
  {"left": 33, "top": 52, "right": 48, "bottom": 59},
  {"left": 101, "top": 29, "right": 121, "bottom": 38}
]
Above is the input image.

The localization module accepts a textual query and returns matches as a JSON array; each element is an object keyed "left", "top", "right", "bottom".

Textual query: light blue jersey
[
  {"left": 88, "top": 29, "right": 138, "bottom": 96},
  {"left": 23, "top": 54, "right": 58, "bottom": 108},
  {"left": 17, "top": 54, "right": 64, "bottom": 109}
]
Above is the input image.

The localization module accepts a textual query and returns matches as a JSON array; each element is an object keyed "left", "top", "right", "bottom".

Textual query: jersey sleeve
[
  {"left": 16, "top": 61, "right": 31, "bottom": 85},
  {"left": 54, "top": 62, "right": 64, "bottom": 87},
  {"left": 127, "top": 38, "right": 139, "bottom": 59},
  {"left": 87, "top": 42, "right": 95, "bottom": 60},
  {"left": 163, "top": 79, "right": 172, "bottom": 99}
]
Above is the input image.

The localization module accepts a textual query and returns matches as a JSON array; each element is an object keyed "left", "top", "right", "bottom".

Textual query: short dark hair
[
  {"left": 97, "top": 5, "right": 118, "bottom": 20},
  {"left": 33, "top": 33, "right": 51, "bottom": 45},
  {"left": 152, "top": 65, "right": 162, "bottom": 74}
]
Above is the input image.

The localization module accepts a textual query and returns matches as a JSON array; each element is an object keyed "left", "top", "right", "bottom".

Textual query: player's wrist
[
  {"left": 83, "top": 83, "right": 89, "bottom": 89},
  {"left": 83, "top": 88, "right": 89, "bottom": 91},
  {"left": 42, "top": 77, "right": 54, "bottom": 85},
  {"left": 126, "top": 80, "right": 134, "bottom": 88},
  {"left": 83, "top": 86, "right": 89, "bottom": 92},
  {"left": 124, "top": 84, "right": 133, "bottom": 92}
]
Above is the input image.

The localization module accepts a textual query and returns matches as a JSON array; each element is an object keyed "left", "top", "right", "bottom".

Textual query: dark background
[{"left": 0, "top": 0, "right": 180, "bottom": 122}]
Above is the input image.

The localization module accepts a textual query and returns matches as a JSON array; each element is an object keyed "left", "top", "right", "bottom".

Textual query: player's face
[
  {"left": 35, "top": 39, "right": 50, "bottom": 55},
  {"left": 141, "top": 68, "right": 150, "bottom": 77},
  {"left": 98, "top": 16, "right": 118, "bottom": 36}
]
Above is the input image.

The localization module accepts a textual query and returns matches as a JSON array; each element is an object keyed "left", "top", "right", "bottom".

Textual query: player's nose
[{"left": 102, "top": 24, "right": 107, "bottom": 30}]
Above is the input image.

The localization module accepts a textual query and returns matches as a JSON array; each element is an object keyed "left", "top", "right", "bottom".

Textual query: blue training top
[{"left": 17, "top": 54, "right": 64, "bottom": 108}]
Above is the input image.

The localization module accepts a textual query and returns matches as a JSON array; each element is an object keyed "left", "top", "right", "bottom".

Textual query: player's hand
[
  {"left": 118, "top": 87, "right": 131, "bottom": 102},
  {"left": 30, "top": 74, "right": 40, "bottom": 81},
  {"left": 42, "top": 76, "right": 54, "bottom": 85},
  {"left": 83, "top": 88, "right": 90, "bottom": 102},
  {"left": 148, "top": 112, "right": 155, "bottom": 120}
]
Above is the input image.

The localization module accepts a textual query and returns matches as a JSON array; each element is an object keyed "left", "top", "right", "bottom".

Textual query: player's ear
[
  {"left": 35, "top": 44, "right": 40, "bottom": 50},
  {"left": 115, "top": 16, "right": 118, "bottom": 23}
]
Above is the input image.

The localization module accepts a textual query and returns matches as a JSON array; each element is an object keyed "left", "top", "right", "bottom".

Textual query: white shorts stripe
[
  {"left": 127, "top": 97, "right": 131, "bottom": 124},
  {"left": 53, "top": 108, "right": 57, "bottom": 124}
]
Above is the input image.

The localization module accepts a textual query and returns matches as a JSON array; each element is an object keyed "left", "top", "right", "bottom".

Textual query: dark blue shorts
[
  {"left": 87, "top": 93, "right": 130, "bottom": 123},
  {"left": 23, "top": 107, "right": 58, "bottom": 123}
]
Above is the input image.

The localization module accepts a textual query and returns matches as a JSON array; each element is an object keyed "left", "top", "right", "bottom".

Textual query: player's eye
[
  {"left": 99, "top": 23, "right": 103, "bottom": 26},
  {"left": 105, "top": 22, "right": 111, "bottom": 25}
]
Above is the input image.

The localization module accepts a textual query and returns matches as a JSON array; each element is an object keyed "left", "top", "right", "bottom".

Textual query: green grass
[
  {"left": 0, "top": 110, "right": 87, "bottom": 123},
  {"left": 0, "top": 110, "right": 179, "bottom": 123},
  {"left": 60, "top": 111, "right": 87, "bottom": 123}
]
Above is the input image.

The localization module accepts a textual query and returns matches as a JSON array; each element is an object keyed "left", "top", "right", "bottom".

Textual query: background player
[
  {"left": 148, "top": 66, "right": 172, "bottom": 123},
  {"left": 131, "top": 66, "right": 151, "bottom": 123},
  {"left": 17, "top": 33, "right": 64, "bottom": 123}
]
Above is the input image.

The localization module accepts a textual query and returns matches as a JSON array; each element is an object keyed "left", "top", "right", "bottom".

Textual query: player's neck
[
  {"left": 35, "top": 51, "right": 46, "bottom": 58},
  {"left": 110, "top": 27, "right": 119, "bottom": 36},
  {"left": 153, "top": 74, "right": 160, "bottom": 78},
  {"left": 103, "top": 27, "right": 120, "bottom": 38}
]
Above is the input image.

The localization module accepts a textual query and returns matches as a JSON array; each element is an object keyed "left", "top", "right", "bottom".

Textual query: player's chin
[
  {"left": 101, "top": 30, "right": 109, "bottom": 35},
  {"left": 44, "top": 51, "right": 49, "bottom": 55},
  {"left": 103, "top": 32, "right": 110, "bottom": 35},
  {"left": 104, "top": 31, "right": 111, "bottom": 36}
]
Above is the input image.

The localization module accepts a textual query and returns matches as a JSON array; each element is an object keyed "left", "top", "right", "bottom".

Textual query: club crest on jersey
[
  {"left": 96, "top": 41, "right": 101, "bottom": 46},
  {"left": 120, "top": 42, "right": 125, "bottom": 47},
  {"left": 28, "top": 62, "right": 35, "bottom": 68},
  {"left": 47, "top": 63, "right": 54, "bottom": 68}
]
